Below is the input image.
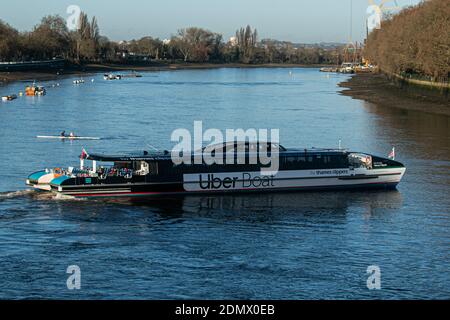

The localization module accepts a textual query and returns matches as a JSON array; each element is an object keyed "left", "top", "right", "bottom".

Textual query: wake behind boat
[
  {"left": 26, "top": 141, "right": 406, "bottom": 199},
  {"left": 37, "top": 135, "right": 101, "bottom": 140}
]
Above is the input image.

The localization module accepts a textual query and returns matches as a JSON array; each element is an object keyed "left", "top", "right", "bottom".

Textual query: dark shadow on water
[
  {"left": 0, "top": 188, "right": 403, "bottom": 227},
  {"left": 101, "top": 189, "right": 403, "bottom": 221},
  {"left": 362, "top": 101, "right": 450, "bottom": 160}
]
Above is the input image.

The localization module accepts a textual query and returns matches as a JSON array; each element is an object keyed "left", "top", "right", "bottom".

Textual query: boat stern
[
  {"left": 26, "top": 170, "right": 52, "bottom": 191},
  {"left": 49, "top": 175, "right": 71, "bottom": 192},
  {"left": 26, "top": 170, "right": 70, "bottom": 192}
]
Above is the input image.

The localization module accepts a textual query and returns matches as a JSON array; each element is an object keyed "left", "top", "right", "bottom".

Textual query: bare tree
[
  {"left": 364, "top": 0, "right": 449, "bottom": 81},
  {"left": 173, "top": 27, "right": 221, "bottom": 62},
  {"left": 0, "top": 20, "right": 19, "bottom": 61},
  {"left": 235, "top": 25, "right": 258, "bottom": 63}
]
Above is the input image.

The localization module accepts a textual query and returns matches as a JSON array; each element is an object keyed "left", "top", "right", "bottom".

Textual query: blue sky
[{"left": 1, "top": 0, "right": 421, "bottom": 43}]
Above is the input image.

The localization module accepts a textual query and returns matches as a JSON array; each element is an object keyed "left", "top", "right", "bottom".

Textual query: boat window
[
  {"left": 348, "top": 153, "right": 372, "bottom": 169},
  {"left": 204, "top": 144, "right": 224, "bottom": 155},
  {"left": 115, "top": 161, "right": 132, "bottom": 169},
  {"left": 283, "top": 155, "right": 309, "bottom": 169},
  {"left": 282, "top": 154, "right": 350, "bottom": 170},
  {"left": 285, "top": 156, "right": 297, "bottom": 164},
  {"left": 249, "top": 142, "right": 258, "bottom": 153},
  {"left": 148, "top": 161, "right": 158, "bottom": 175}
]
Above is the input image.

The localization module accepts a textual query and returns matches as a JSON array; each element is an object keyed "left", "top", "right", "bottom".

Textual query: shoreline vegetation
[
  {"left": 342, "top": 0, "right": 449, "bottom": 116},
  {"left": 0, "top": 13, "right": 349, "bottom": 82},
  {"left": 1, "top": 0, "right": 448, "bottom": 115},
  {"left": 364, "top": 0, "right": 449, "bottom": 86}
]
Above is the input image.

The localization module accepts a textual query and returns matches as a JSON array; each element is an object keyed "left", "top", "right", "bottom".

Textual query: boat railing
[
  {"left": 97, "top": 167, "right": 134, "bottom": 178},
  {"left": 66, "top": 166, "right": 134, "bottom": 179}
]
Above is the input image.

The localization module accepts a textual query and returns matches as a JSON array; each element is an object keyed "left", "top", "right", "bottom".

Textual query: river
[{"left": 0, "top": 68, "right": 449, "bottom": 299}]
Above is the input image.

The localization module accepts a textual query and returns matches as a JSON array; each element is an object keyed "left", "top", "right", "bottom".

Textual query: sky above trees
[{"left": 1, "top": 0, "right": 421, "bottom": 43}]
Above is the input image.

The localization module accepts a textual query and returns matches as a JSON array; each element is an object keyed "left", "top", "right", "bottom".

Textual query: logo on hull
[{"left": 196, "top": 173, "right": 275, "bottom": 190}]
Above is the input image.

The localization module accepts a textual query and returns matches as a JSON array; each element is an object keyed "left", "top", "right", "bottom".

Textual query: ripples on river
[{"left": 0, "top": 68, "right": 449, "bottom": 299}]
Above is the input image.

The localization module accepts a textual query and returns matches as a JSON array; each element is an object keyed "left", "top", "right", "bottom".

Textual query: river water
[{"left": 0, "top": 68, "right": 449, "bottom": 299}]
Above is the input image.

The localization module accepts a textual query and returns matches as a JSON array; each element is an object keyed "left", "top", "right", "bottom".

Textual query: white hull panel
[{"left": 183, "top": 168, "right": 405, "bottom": 192}]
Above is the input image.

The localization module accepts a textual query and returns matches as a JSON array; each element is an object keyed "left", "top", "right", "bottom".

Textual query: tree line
[
  {"left": 364, "top": 0, "right": 449, "bottom": 82},
  {"left": 0, "top": 12, "right": 345, "bottom": 65}
]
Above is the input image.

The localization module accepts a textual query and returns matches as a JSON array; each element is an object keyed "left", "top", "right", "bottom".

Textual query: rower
[
  {"left": 60, "top": 130, "right": 66, "bottom": 137},
  {"left": 69, "top": 132, "right": 75, "bottom": 138}
]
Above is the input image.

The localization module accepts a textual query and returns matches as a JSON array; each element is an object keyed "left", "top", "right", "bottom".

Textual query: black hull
[{"left": 55, "top": 181, "right": 399, "bottom": 199}]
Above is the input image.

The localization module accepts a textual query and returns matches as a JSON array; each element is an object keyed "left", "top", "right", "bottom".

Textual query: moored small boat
[
  {"left": 1, "top": 94, "right": 17, "bottom": 101},
  {"left": 25, "top": 84, "right": 46, "bottom": 96},
  {"left": 104, "top": 73, "right": 122, "bottom": 80},
  {"left": 320, "top": 67, "right": 339, "bottom": 73},
  {"left": 122, "top": 72, "right": 142, "bottom": 78}
]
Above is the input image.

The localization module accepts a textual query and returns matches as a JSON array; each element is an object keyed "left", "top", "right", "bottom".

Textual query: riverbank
[
  {"left": 339, "top": 73, "right": 450, "bottom": 116},
  {"left": 0, "top": 62, "right": 331, "bottom": 85}
]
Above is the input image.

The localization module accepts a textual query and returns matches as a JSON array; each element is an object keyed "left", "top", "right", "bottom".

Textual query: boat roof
[{"left": 87, "top": 147, "right": 350, "bottom": 162}]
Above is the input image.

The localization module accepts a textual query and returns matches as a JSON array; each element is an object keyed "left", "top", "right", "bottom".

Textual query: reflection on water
[
  {"left": 114, "top": 190, "right": 403, "bottom": 221},
  {"left": 2, "top": 188, "right": 403, "bottom": 223}
]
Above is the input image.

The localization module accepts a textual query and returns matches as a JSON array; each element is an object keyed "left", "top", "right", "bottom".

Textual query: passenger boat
[{"left": 26, "top": 142, "right": 406, "bottom": 199}]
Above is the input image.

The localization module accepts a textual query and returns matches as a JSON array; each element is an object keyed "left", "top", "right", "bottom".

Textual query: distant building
[
  {"left": 162, "top": 39, "right": 171, "bottom": 45},
  {"left": 229, "top": 36, "right": 238, "bottom": 47}
]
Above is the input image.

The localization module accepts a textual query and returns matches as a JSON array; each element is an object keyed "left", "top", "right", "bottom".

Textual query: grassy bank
[{"left": 339, "top": 73, "right": 450, "bottom": 116}]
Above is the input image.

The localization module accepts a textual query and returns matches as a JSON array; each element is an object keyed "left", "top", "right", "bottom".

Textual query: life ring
[{"left": 53, "top": 167, "right": 63, "bottom": 177}]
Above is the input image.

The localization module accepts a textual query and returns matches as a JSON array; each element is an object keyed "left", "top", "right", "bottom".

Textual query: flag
[
  {"left": 388, "top": 147, "right": 395, "bottom": 160},
  {"left": 80, "top": 147, "right": 88, "bottom": 160}
]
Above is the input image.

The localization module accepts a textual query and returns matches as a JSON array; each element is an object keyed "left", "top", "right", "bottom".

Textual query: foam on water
[
  {"left": 0, "top": 189, "right": 35, "bottom": 200},
  {"left": 0, "top": 189, "right": 79, "bottom": 202}
]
